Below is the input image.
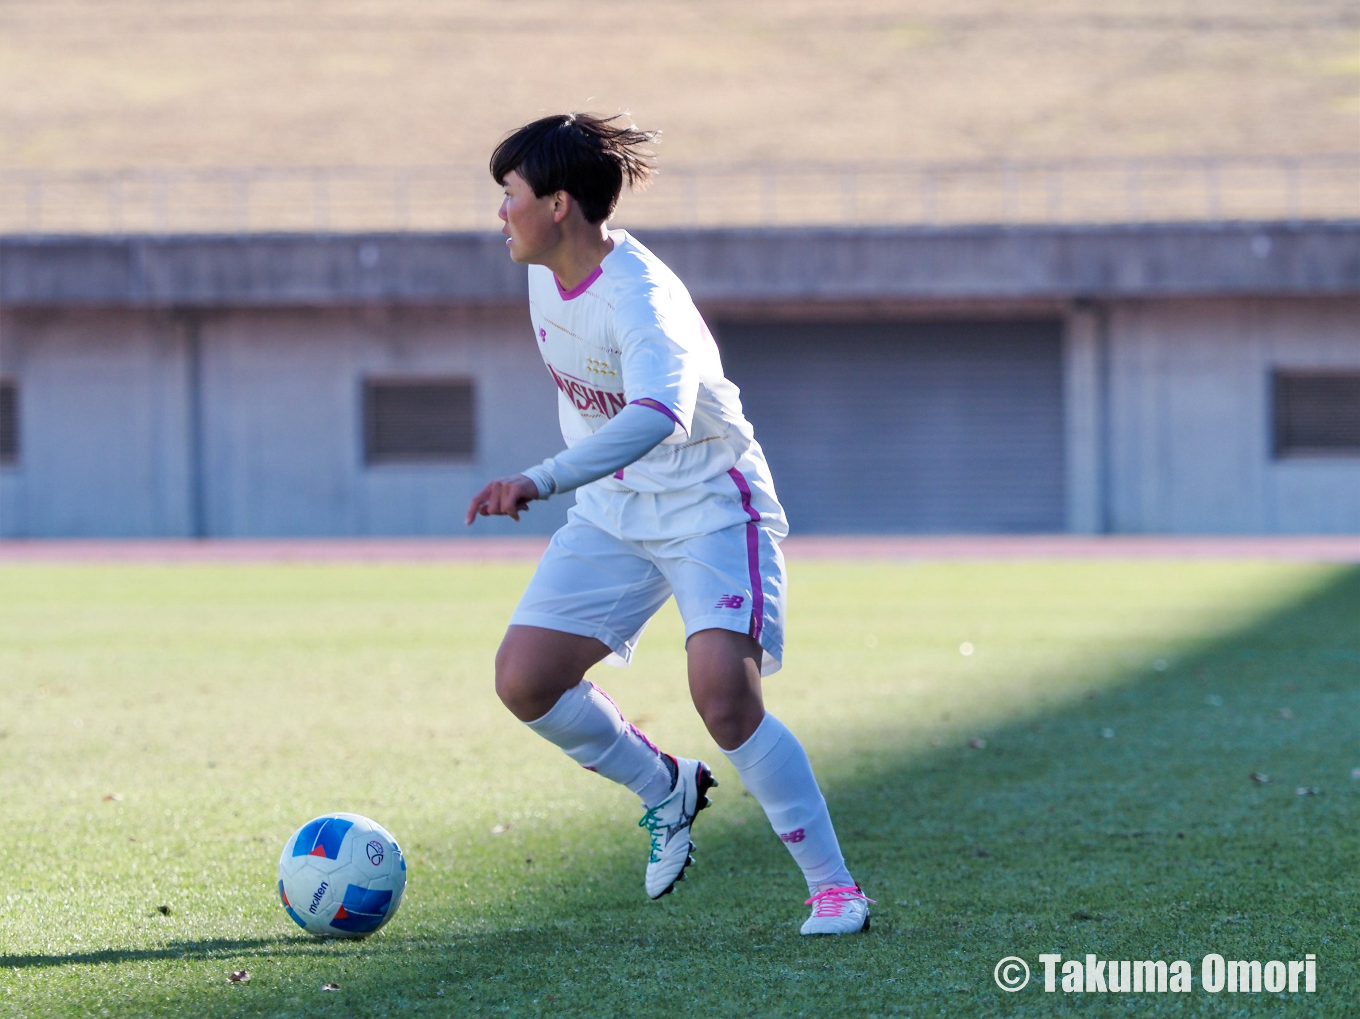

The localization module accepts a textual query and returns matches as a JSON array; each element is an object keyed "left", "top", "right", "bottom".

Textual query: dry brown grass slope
[{"left": 1, "top": 0, "right": 1356, "bottom": 172}]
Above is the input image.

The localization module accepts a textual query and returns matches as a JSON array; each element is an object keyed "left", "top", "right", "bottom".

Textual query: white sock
[
  {"left": 525, "top": 680, "right": 674, "bottom": 807},
  {"left": 722, "top": 713, "right": 854, "bottom": 894}
]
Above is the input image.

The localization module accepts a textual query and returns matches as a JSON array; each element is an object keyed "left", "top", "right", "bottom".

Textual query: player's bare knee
[
  {"left": 693, "top": 692, "right": 761, "bottom": 750},
  {"left": 696, "top": 700, "right": 738, "bottom": 739},
  {"left": 494, "top": 640, "right": 542, "bottom": 718}
]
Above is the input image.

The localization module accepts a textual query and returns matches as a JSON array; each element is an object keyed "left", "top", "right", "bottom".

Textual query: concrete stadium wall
[
  {"left": 0, "top": 308, "right": 191, "bottom": 537},
  {"left": 2, "top": 223, "right": 1357, "bottom": 537},
  {"left": 197, "top": 304, "right": 568, "bottom": 537},
  {"left": 1109, "top": 297, "right": 1360, "bottom": 533},
  {"left": 4, "top": 222, "right": 1357, "bottom": 308},
  {"left": 1065, "top": 296, "right": 1360, "bottom": 534},
  {"left": 6, "top": 296, "right": 1357, "bottom": 537},
  {"left": 0, "top": 304, "right": 570, "bottom": 537}
]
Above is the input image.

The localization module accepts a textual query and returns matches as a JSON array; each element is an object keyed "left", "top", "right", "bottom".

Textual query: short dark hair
[{"left": 490, "top": 113, "right": 658, "bottom": 224}]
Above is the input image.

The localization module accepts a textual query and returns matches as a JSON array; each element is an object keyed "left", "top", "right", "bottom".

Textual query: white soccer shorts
[{"left": 510, "top": 515, "right": 786, "bottom": 676}]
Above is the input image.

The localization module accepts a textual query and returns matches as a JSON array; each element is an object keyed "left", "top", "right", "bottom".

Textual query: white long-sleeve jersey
[{"left": 526, "top": 230, "right": 786, "bottom": 542}]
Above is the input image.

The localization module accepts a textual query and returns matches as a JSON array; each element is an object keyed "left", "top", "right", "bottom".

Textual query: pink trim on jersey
[
  {"left": 629, "top": 398, "right": 684, "bottom": 431},
  {"left": 555, "top": 265, "right": 603, "bottom": 301},
  {"left": 726, "top": 468, "right": 764, "bottom": 642}
]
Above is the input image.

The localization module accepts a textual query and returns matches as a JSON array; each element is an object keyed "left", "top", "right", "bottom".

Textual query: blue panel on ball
[
  {"left": 291, "top": 816, "right": 354, "bottom": 860},
  {"left": 328, "top": 884, "right": 394, "bottom": 934},
  {"left": 285, "top": 905, "right": 309, "bottom": 929}
]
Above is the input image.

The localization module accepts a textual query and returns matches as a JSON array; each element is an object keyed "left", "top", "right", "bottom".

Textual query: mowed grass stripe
[{"left": 0, "top": 562, "right": 1355, "bottom": 1016}]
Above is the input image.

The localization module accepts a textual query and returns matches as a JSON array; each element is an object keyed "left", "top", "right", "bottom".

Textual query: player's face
[{"left": 499, "top": 171, "right": 560, "bottom": 263}]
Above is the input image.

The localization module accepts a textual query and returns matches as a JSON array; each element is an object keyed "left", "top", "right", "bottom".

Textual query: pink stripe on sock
[
  {"left": 726, "top": 468, "right": 764, "bottom": 643},
  {"left": 588, "top": 681, "right": 659, "bottom": 754}
]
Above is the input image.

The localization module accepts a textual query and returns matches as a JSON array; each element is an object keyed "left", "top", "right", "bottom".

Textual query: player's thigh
[{"left": 509, "top": 516, "right": 673, "bottom": 668}]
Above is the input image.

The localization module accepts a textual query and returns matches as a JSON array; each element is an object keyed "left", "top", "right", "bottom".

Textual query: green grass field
[{"left": 0, "top": 559, "right": 1356, "bottom": 1017}]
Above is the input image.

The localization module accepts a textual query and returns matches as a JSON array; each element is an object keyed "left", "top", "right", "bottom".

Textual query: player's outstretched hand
[{"left": 466, "top": 475, "right": 540, "bottom": 524}]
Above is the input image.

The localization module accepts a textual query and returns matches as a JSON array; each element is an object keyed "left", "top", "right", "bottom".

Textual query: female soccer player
[{"left": 467, "top": 113, "right": 871, "bottom": 934}]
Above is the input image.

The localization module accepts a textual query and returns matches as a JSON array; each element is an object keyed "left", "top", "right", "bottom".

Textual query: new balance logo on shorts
[
  {"left": 780, "top": 829, "right": 806, "bottom": 844},
  {"left": 715, "top": 594, "right": 745, "bottom": 609}
]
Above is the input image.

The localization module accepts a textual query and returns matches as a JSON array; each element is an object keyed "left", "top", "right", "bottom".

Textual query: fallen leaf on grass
[
  {"left": 973, "top": 848, "right": 991, "bottom": 858},
  {"left": 227, "top": 971, "right": 250, "bottom": 984},
  {"left": 967, "top": 737, "right": 986, "bottom": 750},
  {"left": 1295, "top": 787, "right": 1322, "bottom": 797},
  {"left": 490, "top": 823, "right": 510, "bottom": 834},
  {"left": 103, "top": 793, "right": 123, "bottom": 802},
  {"left": 1070, "top": 910, "right": 1097, "bottom": 921},
  {"left": 157, "top": 905, "right": 172, "bottom": 916},
  {"left": 322, "top": 983, "right": 340, "bottom": 992},
  {"left": 1250, "top": 772, "right": 1271, "bottom": 785}
]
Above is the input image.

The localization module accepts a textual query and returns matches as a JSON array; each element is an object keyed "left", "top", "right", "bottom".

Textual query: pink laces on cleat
[{"left": 804, "top": 885, "right": 875, "bottom": 917}]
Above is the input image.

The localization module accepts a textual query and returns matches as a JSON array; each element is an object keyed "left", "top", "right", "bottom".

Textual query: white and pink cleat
[{"left": 800, "top": 884, "right": 875, "bottom": 935}]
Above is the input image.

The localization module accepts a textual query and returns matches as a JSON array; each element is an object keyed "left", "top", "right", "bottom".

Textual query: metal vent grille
[
  {"left": 1273, "top": 371, "right": 1360, "bottom": 458},
  {"left": 0, "top": 380, "right": 16, "bottom": 465},
  {"left": 364, "top": 379, "right": 475, "bottom": 464}
]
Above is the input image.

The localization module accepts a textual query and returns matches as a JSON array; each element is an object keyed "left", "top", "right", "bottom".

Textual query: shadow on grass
[
  {"left": 1, "top": 937, "right": 296, "bottom": 969},
  {"left": 28, "top": 565, "right": 1360, "bottom": 1017}
]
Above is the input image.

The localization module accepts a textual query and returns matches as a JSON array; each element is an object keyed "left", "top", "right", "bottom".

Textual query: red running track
[{"left": 1, "top": 535, "right": 1358, "bottom": 562}]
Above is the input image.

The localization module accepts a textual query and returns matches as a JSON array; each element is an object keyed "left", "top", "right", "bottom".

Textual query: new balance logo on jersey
[{"left": 715, "top": 594, "right": 745, "bottom": 609}]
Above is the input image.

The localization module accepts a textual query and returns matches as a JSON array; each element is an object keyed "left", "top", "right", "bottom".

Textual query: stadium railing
[{"left": 0, "top": 155, "right": 1355, "bottom": 235}]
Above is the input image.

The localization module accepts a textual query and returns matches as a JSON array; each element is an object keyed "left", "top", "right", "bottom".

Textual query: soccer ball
[{"left": 277, "top": 813, "right": 406, "bottom": 938}]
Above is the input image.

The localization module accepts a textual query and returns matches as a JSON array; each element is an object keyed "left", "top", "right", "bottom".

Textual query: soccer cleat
[
  {"left": 638, "top": 756, "right": 716, "bottom": 899},
  {"left": 800, "top": 885, "right": 875, "bottom": 935}
]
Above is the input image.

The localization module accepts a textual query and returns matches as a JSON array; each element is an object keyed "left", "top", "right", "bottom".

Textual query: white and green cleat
[{"left": 638, "top": 756, "right": 716, "bottom": 899}]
